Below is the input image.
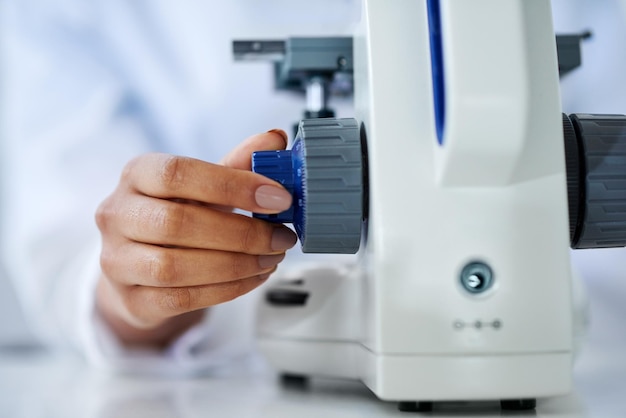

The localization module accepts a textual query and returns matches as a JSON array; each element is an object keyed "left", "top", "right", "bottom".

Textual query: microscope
[{"left": 235, "top": 0, "right": 626, "bottom": 412}]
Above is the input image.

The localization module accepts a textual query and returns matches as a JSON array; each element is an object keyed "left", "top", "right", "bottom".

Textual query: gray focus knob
[
  {"left": 564, "top": 113, "right": 626, "bottom": 248},
  {"left": 252, "top": 118, "right": 364, "bottom": 253}
]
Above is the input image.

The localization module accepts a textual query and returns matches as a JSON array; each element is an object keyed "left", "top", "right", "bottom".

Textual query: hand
[{"left": 95, "top": 130, "right": 296, "bottom": 347}]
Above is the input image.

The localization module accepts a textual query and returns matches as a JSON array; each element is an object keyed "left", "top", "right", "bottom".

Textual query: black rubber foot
[
  {"left": 398, "top": 401, "right": 434, "bottom": 412},
  {"left": 279, "top": 373, "right": 309, "bottom": 389},
  {"left": 500, "top": 399, "right": 536, "bottom": 410}
]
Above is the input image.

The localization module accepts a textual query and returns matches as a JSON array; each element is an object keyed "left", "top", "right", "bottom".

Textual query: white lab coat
[{"left": 0, "top": 0, "right": 625, "bottom": 374}]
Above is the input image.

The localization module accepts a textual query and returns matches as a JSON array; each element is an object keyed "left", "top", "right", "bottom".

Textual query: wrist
[{"left": 96, "top": 276, "right": 206, "bottom": 349}]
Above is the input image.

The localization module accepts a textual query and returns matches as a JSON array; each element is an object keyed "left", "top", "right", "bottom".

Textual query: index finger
[
  {"left": 220, "top": 129, "right": 288, "bottom": 170},
  {"left": 123, "top": 153, "right": 292, "bottom": 214}
]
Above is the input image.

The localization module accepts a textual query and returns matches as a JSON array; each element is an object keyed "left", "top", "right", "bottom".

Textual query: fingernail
[
  {"left": 255, "top": 185, "right": 292, "bottom": 210},
  {"left": 271, "top": 228, "right": 298, "bottom": 251},
  {"left": 267, "top": 129, "right": 288, "bottom": 145},
  {"left": 258, "top": 253, "right": 286, "bottom": 269},
  {"left": 258, "top": 273, "right": 271, "bottom": 282}
]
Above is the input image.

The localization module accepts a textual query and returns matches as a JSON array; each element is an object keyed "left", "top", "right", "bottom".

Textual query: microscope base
[{"left": 260, "top": 337, "right": 570, "bottom": 407}]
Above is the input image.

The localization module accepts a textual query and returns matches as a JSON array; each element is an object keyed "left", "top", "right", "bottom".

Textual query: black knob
[{"left": 563, "top": 113, "right": 626, "bottom": 249}]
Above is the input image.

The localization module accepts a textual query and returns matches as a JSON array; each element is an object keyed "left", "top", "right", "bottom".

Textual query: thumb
[{"left": 220, "top": 129, "right": 289, "bottom": 170}]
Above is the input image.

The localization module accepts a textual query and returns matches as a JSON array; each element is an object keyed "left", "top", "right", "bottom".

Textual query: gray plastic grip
[
  {"left": 297, "top": 118, "right": 363, "bottom": 253},
  {"left": 569, "top": 114, "right": 626, "bottom": 248}
]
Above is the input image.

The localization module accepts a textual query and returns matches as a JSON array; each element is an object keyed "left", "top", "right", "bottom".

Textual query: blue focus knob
[
  {"left": 251, "top": 150, "right": 297, "bottom": 224},
  {"left": 252, "top": 118, "right": 364, "bottom": 254}
]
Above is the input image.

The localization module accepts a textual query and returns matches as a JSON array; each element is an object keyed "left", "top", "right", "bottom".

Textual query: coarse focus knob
[
  {"left": 252, "top": 118, "right": 364, "bottom": 253},
  {"left": 563, "top": 113, "right": 626, "bottom": 249}
]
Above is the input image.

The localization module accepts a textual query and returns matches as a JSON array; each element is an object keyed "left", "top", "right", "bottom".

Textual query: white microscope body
[{"left": 257, "top": 0, "right": 573, "bottom": 408}]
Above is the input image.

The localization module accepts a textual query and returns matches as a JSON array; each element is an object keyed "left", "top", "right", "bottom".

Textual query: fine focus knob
[
  {"left": 563, "top": 113, "right": 626, "bottom": 249},
  {"left": 252, "top": 118, "right": 364, "bottom": 253}
]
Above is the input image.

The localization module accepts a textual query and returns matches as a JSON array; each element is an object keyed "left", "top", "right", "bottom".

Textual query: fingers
[
  {"left": 118, "top": 273, "right": 273, "bottom": 328},
  {"left": 220, "top": 129, "right": 288, "bottom": 170},
  {"left": 122, "top": 152, "right": 291, "bottom": 214},
  {"left": 96, "top": 130, "right": 293, "bottom": 333},
  {"left": 97, "top": 193, "right": 297, "bottom": 254},
  {"left": 100, "top": 240, "right": 286, "bottom": 287}
]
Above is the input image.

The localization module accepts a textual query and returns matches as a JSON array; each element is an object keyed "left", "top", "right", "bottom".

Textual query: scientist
[
  {"left": 1, "top": 0, "right": 625, "bottom": 376},
  {"left": 0, "top": 0, "right": 358, "bottom": 374}
]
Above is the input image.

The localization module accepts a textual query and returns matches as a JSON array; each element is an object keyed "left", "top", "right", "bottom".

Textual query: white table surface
[
  {"left": 1, "top": 249, "right": 625, "bottom": 418},
  {"left": 0, "top": 332, "right": 623, "bottom": 418},
  {"left": 0, "top": 348, "right": 598, "bottom": 418}
]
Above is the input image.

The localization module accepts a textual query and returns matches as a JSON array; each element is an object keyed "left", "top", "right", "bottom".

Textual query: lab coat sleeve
[{"left": 0, "top": 0, "right": 256, "bottom": 374}]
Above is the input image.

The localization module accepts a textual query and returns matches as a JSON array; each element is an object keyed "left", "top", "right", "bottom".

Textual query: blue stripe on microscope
[{"left": 427, "top": 0, "right": 445, "bottom": 145}]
